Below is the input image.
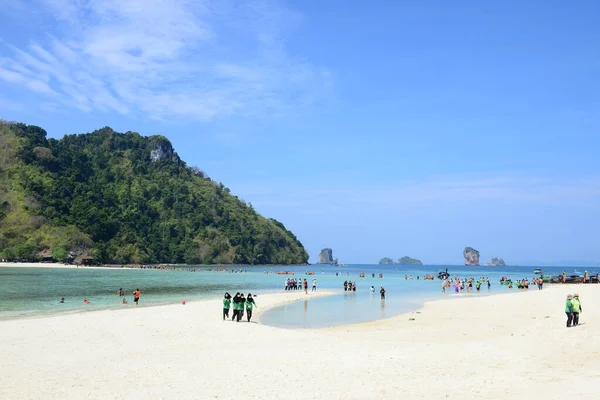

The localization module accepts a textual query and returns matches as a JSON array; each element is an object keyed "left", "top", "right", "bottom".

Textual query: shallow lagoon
[{"left": 0, "top": 264, "right": 592, "bottom": 326}]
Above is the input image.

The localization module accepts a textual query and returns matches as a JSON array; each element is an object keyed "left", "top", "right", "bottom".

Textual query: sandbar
[{"left": 1, "top": 285, "right": 598, "bottom": 399}]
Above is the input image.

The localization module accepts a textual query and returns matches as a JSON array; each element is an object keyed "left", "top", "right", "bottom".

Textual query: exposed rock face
[
  {"left": 318, "top": 248, "right": 338, "bottom": 265},
  {"left": 491, "top": 257, "right": 506, "bottom": 266},
  {"left": 463, "top": 247, "right": 480, "bottom": 266},
  {"left": 149, "top": 136, "right": 179, "bottom": 163}
]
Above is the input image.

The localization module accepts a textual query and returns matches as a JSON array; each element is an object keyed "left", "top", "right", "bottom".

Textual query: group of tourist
[
  {"left": 441, "top": 277, "right": 491, "bottom": 293},
  {"left": 564, "top": 293, "right": 583, "bottom": 327},
  {"left": 58, "top": 288, "right": 142, "bottom": 306},
  {"left": 223, "top": 292, "right": 257, "bottom": 322},
  {"left": 284, "top": 278, "right": 317, "bottom": 293},
  {"left": 343, "top": 280, "right": 356, "bottom": 292}
]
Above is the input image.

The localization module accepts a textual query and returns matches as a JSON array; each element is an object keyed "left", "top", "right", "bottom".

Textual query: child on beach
[
  {"left": 245, "top": 293, "right": 257, "bottom": 322},
  {"left": 223, "top": 292, "right": 232, "bottom": 320}
]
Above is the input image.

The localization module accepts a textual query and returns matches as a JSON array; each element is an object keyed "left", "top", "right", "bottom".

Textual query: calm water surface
[{"left": 0, "top": 264, "right": 593, "bottom": 327}]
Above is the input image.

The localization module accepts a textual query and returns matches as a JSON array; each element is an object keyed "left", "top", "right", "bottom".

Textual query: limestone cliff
[
  {"left": 491, "top": 257, "right": 506, "bottom": 266},
  {"left": 318, "top": 248, "right": 338, "bottom": 265},
  {"left": 463, "top": 247, "right": 480, "bottom": 266}
]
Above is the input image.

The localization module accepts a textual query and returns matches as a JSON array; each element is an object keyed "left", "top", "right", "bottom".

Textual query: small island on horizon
[{"left": 379, "top": 256, "right": 423, "bottom": 265}]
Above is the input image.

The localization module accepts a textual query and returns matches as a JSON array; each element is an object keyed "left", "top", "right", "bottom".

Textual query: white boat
[{"left": 533, "top": 268, "right": 542, "bottom": 275}]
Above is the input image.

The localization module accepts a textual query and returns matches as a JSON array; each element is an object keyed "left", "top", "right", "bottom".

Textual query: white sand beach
[{"left": 1, "top": 285, "right": 598, "bottom": 400}]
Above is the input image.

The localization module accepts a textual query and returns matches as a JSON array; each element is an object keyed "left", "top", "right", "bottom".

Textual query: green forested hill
[{"left": 0, "top": 122, "right": 308, "bottom": 265}]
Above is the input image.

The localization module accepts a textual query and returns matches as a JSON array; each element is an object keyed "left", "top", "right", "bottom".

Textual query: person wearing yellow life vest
[{"left": 572, "top": 293, "right": 582, "bottom": 327}]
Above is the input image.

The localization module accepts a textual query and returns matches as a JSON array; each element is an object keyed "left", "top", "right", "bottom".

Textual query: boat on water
[
  {"left": 533, "top": 268, "right": 542, "bottom": 275},
  {"left": 437, "top": 268, "right": 450, "bottom": 280}
]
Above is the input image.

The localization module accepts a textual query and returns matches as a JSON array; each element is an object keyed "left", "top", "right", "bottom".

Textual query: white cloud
[{"left": 0, "top": 0, "right": 331, "bottom": 120}]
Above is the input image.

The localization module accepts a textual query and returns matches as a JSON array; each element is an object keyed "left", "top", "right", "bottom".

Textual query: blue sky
[{"left": 1, "top": 0, "right": 599, "bottom": 265}]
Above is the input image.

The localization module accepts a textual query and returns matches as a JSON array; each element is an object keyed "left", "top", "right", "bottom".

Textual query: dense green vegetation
[
  {"left": 0, "top": 122, "right": 308, "bottom": 265},
  {"left": 378, "top": 256, "right": 423, "bottom": 265}
]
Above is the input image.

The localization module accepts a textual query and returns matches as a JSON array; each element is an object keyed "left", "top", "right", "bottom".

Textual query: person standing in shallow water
[
  {"left": 380, "top": 286, "right": 386, "bottom": 300},
  {"left": 565, "top": 294, "right": 574, "bottom": 328},
  {"left": 312, "top": 278, "right": 317, "bottom": 292},
  {"left": 572, "top": 293, "right": 582, "bottom": 326},
  {"left": 133, "top": 288, "right": 141, "bottom": 306},
  {"left": 245, "top": 293, "right": 257, "bottom": 322}
]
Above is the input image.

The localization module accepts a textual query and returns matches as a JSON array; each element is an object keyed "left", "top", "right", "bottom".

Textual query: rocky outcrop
[
  {"left": 318, "top": 248, "right": 338, "bottom": 265},
  {"left": 149, "top": 136, "right": 180, "bottom": 163},
  {"left": 463, "top": 247, "right": 480, "bottom": 266},
  {"left": 396, "top": 256, "right": 423, "bottom": 265},
  {"left": 491, "top": 257, "right": 506, "bottom": 266},
  {"left": 379, "top": 257, "right": 394, "bottom": 265}
]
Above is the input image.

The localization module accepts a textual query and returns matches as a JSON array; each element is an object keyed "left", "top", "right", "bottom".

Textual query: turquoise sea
[{"left": 0, "top": 264, "right": 594, "bottom": 327}]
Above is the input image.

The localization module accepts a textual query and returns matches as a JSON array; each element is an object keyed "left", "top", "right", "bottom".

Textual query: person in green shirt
[
  {"left": 245, "top": 293, "right": 257, "bottom": 322},
  {"left": 223, "top": 292, "right": 232, "bottom": 320},
  {"left": 565, "top": 294, "right": 574, "bottom": 328},
  {"left": 572, "top": 293, "right": 582, "bottom": 326},
  {"left": 231, "top": 293, "right": 241, "bottom": 322},
  {"left": 238, "top": 293, "right": 245, "bottom": 322}
]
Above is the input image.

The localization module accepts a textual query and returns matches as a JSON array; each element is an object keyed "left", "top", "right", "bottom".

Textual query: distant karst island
[
  {"left": 484, "top": 257, "right": 506, "bottom": 267},
  {"left": 463, "top": 247, "right": 480, "bottom": 266},
  {"left": 379, "top": 256, "right": 423, "bottom": 265},
  {"left": 464, "top": 247, "right": 507, "bottom": 266},
  {"left": 318, "top": 248, "right": 338, "bottom": 265}
]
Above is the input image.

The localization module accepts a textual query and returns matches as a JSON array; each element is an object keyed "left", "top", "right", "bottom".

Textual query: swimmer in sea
[
  {"left": 60, "top": 298, "right": 65, "bottom": 303},
  {"left": 83, "top": 299, "right": 90, "bottom": 304},
  {"left": 122, "top": 298, "right": 128, "bottom": 304}
]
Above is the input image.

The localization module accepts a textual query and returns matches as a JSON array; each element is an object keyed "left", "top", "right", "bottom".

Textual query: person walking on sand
[
  {"left": 238, "top": 294, "right": 246, "bottom": 322},
  {"left": 231, "top": 293, "right": 241, "bottom": 321},
  {"left": 303, "top": 279, "right": 308, "bottom": 294},
  {"left": 565, "top": 294, "right": 574, "bottom": 328},
  {"left": 380, "top": 286, "right": 386, "bottom": 300},
  {"left": 223, "top": 292, "right": 232, "bottom": 320},
  {"left": 572, "top": 293, "right": 582, "bottom": 326},
  {"left": 133, "top": 288, "right": 141, "bottom": 306},
  {"left": 312, "top": 278, "right": 317, "bottom": 292},
  {"left": 245, "top": 293, "right": 257, "bottom": 322}
]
